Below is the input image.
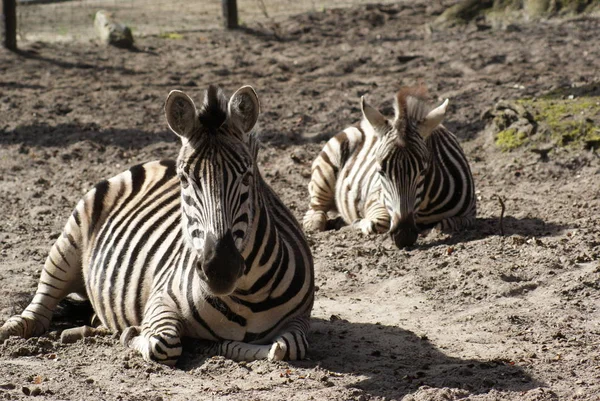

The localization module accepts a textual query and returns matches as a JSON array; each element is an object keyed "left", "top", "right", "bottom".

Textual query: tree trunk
[
  {"left": 222, "top": 0, "right": 238, "bottom": 29},
  {"left": 2, "top": 0, "right": 17, "bottom": 50}
]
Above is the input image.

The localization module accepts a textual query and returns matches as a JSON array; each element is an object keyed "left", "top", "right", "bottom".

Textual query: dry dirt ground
[{"left": 1, "top": 2, "right": 600, "bottom": 400}]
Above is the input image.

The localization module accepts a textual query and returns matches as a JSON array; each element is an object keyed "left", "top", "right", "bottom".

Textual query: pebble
[{"left": 0, "top": 383, "right": 15, "bottom": 390}]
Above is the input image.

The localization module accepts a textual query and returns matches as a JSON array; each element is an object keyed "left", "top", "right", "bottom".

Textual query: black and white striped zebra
[
  {"left": 0, "top": 85, "right": 314, "bottom": 365},
  {"left": 303, "top": 86, "right": 476, "bottom": 248}
]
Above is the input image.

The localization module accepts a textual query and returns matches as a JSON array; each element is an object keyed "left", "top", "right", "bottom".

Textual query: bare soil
[{"left": 1, "top": 2, "right": 599, "bottom": 400}]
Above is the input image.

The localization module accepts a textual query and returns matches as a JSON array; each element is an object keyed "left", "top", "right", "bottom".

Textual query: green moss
[
  {"left": 495, "top": 128, "right": 529, "bottom": 151},
  {"left": 159, "top": 32, "right": 184, "bottom": 40},
  {"left": 516, "top": 97, "right": 600, "bottom": 149}
]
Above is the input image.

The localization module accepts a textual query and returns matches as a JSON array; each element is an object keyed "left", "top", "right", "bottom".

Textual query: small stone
[
  {"left": 0, "top": 383, "right": 16, "bottom": 390},
  {"left": 30, "top": 387, "right": 42, "bottom": 396},
  {"left": 85, "top": 377, "right": 94, "bottom": 384},
  {"left": 94, "top": 11, "right": 134, "bottom": 48}
]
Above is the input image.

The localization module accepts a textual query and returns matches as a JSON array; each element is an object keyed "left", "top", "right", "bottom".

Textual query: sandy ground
[{"left": 1, "top": 1, "right": 600, "bottom": 400}]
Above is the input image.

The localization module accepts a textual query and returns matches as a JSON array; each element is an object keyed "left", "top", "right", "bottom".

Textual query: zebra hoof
[
  {"left": 120, "top": 326, "right": 141, "bottom": 346},
  {"left": 267, "top": 341, "right": 287, "bottom": 361},
  {"left": 353, "top": 219, "right": 376, "bottom": 235},
  {"left": 0, "top": 315, "right": 45, "bottom": 341},
  {"left": 302, "top": 210, "right": 327, "bottom": 232}
]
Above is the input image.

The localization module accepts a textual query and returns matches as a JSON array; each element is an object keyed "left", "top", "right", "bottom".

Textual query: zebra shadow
[
  {"left": 299, "top": 317, "right": 541, "bottom": 399},
  {"left": 178, "top": 317, "right": 543, "bottom": 399},
  {"left": 416, "top": 216, "right": 567, "bottom": 250}
]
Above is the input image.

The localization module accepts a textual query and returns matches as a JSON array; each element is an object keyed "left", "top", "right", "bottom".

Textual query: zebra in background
[
  {"left": 303, "top": 86, "right": 476, "bottom": 248},
  {"left": 0, "top": 85, "right": 314, "bottom": 365}
]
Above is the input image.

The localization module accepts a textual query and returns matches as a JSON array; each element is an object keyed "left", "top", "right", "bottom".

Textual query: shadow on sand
[
  {"left": 179, "top": 317, "right": 543, "bottom": 400},
  {"left": 0, "top": 123, "right": 175, "bottom": 150},
  {"left": 417, "top": 216, "right": 567, "bottom": 250}
]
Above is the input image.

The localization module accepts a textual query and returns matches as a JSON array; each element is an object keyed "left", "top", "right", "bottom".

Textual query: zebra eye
[
  {"left": 378, "top": 169, "right": 385, "bottom": 177},
  {"left": 178, "top": 172, "right": 190, "bottom": 189},
  {"left": 241, "top": 171, "right": 253, "bottom": 186}
]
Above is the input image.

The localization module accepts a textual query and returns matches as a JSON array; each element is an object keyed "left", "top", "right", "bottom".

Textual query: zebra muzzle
[
  {"left": 200, "top": 230, "right": 245, "bottom": 295},
  {"left": 391, "top": 228, "right": 418, "bottom": 248},
  {"left": 390, "top": 213, "right": 418, "bottom": 248}
]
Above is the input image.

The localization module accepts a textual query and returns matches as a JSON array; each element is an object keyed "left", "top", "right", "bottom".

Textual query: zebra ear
[
  {"left": 228, "top": 85, "right": 260, "bottom": 133},
  {"left": 165, "top": 90, "right": 199, "bottom": 140},
  {"left": 420, "top": 99, "right": 448, "bottom": 138},
  {"left": 361, "top": 96, "right": 388, "bottom": 135}
]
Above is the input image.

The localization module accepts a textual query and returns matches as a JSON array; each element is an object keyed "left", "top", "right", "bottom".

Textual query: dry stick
[
  {"left": 492, "top": 194, "right": 506, "bottom": 236},
  {"left": 256, "top": 0, "right": 270, "bottom": 18}
]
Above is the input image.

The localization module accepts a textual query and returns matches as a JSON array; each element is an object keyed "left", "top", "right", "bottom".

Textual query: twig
[
  {"left": 492, "top": 194, "right": 506, "bottom": 236},
  {"left": 256, "top": 0, "right": 270, "bottom": 18}
]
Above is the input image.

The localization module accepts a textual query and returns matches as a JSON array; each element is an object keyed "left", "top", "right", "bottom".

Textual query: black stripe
[
  {"left": 89, "top": 180, "right": 110, "bottom": 237},
  {"left": 205, "top": 297, "right": 247, "bottom": 326}
]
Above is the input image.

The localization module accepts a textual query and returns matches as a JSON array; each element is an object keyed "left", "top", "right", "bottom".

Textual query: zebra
[
  {"left": 303, "top": 86, "right": 476, "bottom": 248},
  {"left": 0, "top": 85, "right": 314, "bottom": 365}
]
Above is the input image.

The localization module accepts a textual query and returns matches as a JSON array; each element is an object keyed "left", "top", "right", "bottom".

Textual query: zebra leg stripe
[
  {"left": 214, "top": 330, "right": 308, "bottom": 362},
  {"left": 0, "top": 210, "right": 84, "bottom": 341},
  {"left": 302, "top": 209, "right": 328, "bottom": 232},
  {"left": 303, "top": 152, "right": 339, "bottom": 232},
  {"left": 213, "top": 318, "right": 310, "bottom": 361},
  {"left": 435, "top": 215, "right": 476, "bottom": 233},
  {"left": 121, "top": 295, "right": 183, "bottom": 366},
  {"left": 353, "top": 198, "right": 390, "bottom": 235},
  {"left": 122, "top": 326, "right": 183, "bottom": 366}
]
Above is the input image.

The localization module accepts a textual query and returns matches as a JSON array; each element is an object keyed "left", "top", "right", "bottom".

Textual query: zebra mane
[
  {"left": 247, "top": 130, "right": 261, "bottom": 160},
  {"left": 198, "top": 85, "right": 228, "bottom": 132},
  {"left": 394, "top": 86, "right": 433, "bottom": 125}
]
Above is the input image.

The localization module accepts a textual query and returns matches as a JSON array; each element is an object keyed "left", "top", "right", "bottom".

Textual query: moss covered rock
[{"left": 485, "top": 95, "right": 600, "bottom": 151}]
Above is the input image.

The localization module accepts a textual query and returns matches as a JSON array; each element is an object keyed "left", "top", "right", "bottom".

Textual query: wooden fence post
[
  {"left": 221, "top": 0, "right": 238, "bottom": 29},
  {"left": 2, "top": 0, "right": 17, "bottom": 50}
]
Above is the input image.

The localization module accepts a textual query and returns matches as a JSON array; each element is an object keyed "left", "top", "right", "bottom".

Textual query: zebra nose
[
  {"left": 390, "top": 212, "right": 415, "bottom": 233},
  {"left": 201, "top": 230, "right": 244, "bottom": 295},
  {"left": 390, "top": 213, "right": 418, "bottom": 248}
]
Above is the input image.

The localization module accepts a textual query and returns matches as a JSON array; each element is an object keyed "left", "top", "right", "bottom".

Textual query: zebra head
[
  {"left": 361, "top": 89, "right": 448, "bottom": 248},
  {"left": 165, "top": 85, "right": 260, "bottom": 295}
]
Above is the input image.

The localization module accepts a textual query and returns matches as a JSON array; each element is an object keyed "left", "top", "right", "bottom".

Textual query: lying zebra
[
  {"left": 0, "top": 85, "right": 314, "bottom": 365},
  {"left": 303, "top": 86, "right": 476, "bottom": 248}
]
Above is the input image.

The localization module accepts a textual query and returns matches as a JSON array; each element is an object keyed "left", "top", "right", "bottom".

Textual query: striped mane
[
  {"left": 197, "top": 85, "right": 228, "bottom": 132},
  {"left": 394, "top": 86, "right": 433, "bottom": 125}
]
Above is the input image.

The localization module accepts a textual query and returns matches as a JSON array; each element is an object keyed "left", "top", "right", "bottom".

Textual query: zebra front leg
[
  {"left": 213, "top": 318, "right": 309, "bottom": 361},
  {"left": 434, "top": 214, "right": 476, "bottom": 233},
  {"left": 0, "top": 213, "right": 84, "bottom": 341},
  {"left": 121, "top": 325, "right": 183, "bottom": 366},
  {"left": 352, "top": 198, "right": 390, "bottom": 235},
  {"left": 120, "top": 300, "right": 183, "bottom": 366},
  {"left": 303, "top": 155, "right": 338, "bottom": 232}
]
